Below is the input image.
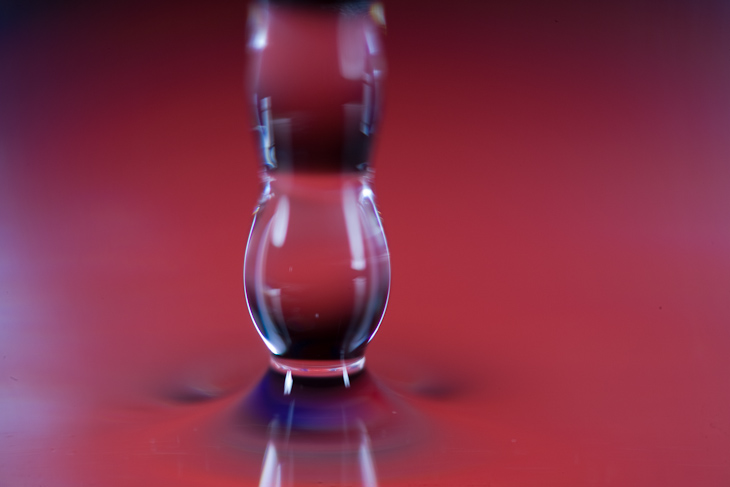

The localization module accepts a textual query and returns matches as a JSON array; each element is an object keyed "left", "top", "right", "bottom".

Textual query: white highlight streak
[
  {"left": 248, "top": 6, "right": 269, "bottom": 51},
  {"left": 271, "top": 196, "right": 290, "bottom": 248},
  {"left": 258, "top": 441, "right": 281, "bottom": 487},
  {"left": 284, "top": 370, "right": 293, "bottom": 395},
  {"left": 343, "top": 367, "right": 351, "bottom": 388},
  {"left": 359, "top": 425, "right": 378, "bottom": 487},
  {"left": 252, "top": 25, "right": 268, "bottom": 50},
  {"left": 343, "top": 188, "right": 366, "bottom": 270}
]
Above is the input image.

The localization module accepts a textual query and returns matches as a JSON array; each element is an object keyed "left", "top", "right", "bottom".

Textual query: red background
[{"left": 2, "top": 0, "right": 730, "bottom": 485}]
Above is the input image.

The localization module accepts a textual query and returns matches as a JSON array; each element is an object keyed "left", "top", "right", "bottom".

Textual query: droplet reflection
[{"left": 226, "top": 369, "right": 425, "bottom": 486}]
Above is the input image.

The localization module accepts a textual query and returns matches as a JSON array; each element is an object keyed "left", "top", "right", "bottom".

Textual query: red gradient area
[{"left": 2, "top": 0, "right": 730, "bottom": 485}]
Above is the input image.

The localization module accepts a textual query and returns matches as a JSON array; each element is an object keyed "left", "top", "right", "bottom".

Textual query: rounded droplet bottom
[{"left": 270, "top": 355, "right": 365, "bottom": 380}]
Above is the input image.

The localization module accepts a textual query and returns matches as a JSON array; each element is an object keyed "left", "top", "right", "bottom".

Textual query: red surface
[{"left": 2, "top": 0, "right": 730, "bottom": 485}]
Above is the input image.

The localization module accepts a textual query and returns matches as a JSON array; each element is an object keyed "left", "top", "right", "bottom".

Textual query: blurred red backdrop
[{"left": 1, "top": 0, "right": 730, "bottom": 485}]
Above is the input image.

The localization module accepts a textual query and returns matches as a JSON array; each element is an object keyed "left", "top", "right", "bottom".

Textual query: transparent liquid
[
  {"left": 244, "top": 2, "right": 389, "bottom": 364},
  {"left": 244, "top": 172, "right": 390, "bottom": 361}
]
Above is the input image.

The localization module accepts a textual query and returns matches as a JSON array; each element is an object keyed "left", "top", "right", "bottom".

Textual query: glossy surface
[
  {"left": 244, "top": 173, "right": 390, "bottom": 361},
  {"left": 2, "top": 0, "right": 730, "bottom": 485},
  {"left": 244, "top": 2, "right": 390, "bottom": 363},
  {"left": 247, "top": 1, "right": 385, "bottom": 172}
]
